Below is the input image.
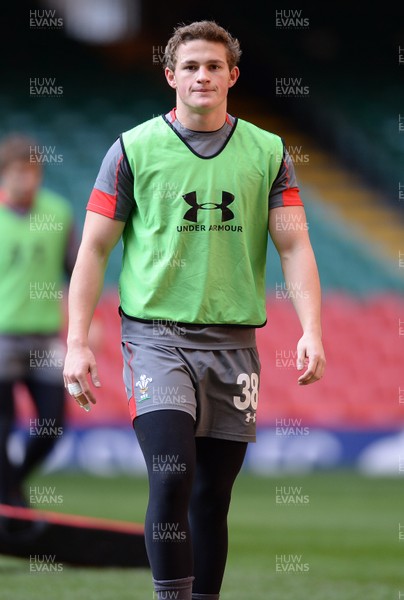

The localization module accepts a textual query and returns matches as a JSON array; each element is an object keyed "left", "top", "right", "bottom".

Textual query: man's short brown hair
[
  {"left": 0, "top": 133, "right": 40, "bottom": 174},
  {"left": 164, "top": 20, "right": 242, "bottom": 71}
]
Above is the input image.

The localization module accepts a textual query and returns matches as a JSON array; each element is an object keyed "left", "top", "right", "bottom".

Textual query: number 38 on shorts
[{"left": 233, "top": 372, "right": 259, "bottom": 411}]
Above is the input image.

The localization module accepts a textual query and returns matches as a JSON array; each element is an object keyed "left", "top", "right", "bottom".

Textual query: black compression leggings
[
  {"left": 134, "top": 410, "right": 247, "bottom": 595},
  {"left": 0, "top": 380, "right": 65, "bottom": 503}
]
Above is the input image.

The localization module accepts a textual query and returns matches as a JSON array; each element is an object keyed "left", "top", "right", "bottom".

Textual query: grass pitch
[{"left": 0, "top": 471, "right": 402, "bottom": 599}]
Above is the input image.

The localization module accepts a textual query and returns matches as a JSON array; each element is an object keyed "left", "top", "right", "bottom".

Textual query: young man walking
[{"left": 64, "top": 20, "right": 325, "bottom": 600}]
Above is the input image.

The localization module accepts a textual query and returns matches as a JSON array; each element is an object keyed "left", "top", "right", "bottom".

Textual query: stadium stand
[
  {"left": 1, "top": 2, "right": 403, "bottom": 469},
  {"left": 8, "top": 86, "right": 403, "bottom": 431}
]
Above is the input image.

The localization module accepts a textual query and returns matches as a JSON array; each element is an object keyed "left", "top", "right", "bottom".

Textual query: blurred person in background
[
  {"left": 0, "top": 133, "right": 78, "bottom": 507},
  {"left": 64, "top": 20, "right": 325, "bottom": 600}
]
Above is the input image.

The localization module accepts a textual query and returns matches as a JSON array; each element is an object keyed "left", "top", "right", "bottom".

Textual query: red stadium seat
[{"left": 14, "top": 291, "right": 404, "bottom": 431}]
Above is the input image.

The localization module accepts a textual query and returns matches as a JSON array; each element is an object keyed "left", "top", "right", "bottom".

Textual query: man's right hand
[
  {"left": 63, "top": 345, "right": 101, "bottom": 407},
  {"left": 62, "top": 212, "right": 124, "bottom": 409}
]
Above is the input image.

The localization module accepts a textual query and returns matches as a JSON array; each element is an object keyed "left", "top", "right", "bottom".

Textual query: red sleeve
[
  {"left": 86, "top": 139, "right": 134, "bottom": 222},
  {"left": 87, "top": 188, "right": 119, "bottom": 219},
  {"left": 269, "top": 146, "right": 303, "bottom": 209}
]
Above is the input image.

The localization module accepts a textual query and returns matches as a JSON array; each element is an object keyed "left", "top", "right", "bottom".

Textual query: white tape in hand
[
  {"left": 67, "top": 382, "right": 82, "bottom": 396},
  {"left": 67, "top": 382, "right": 91, "bottom": 412}
]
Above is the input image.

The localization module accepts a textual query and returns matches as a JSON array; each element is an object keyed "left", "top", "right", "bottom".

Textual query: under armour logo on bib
[{"left": 182, "top": 191, "right": 235, "bottom": 223}]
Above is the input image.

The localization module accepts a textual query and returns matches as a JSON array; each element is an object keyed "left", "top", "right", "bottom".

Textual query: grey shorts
[
  {"left": 0, "top": 334, "right": 65, "bottom": 384},
  {"left": 121, "top": 341, "right": 261, "bottom": 442}
]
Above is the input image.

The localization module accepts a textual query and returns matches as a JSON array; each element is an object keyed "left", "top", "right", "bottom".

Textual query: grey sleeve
[
  {"left": 87, "top": 138, "right": 135, "bottom": 222},
  {"left": 269, "top": 146, "right": 303, "bottom": 209}
]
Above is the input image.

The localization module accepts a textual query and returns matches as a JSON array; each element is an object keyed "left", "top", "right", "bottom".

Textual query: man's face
[
  {"left": 1, "top": 160, "right": 42, "bottom": 209},
  {"left": 165, "top": 40, "right": 239, "bottom": 115}
]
